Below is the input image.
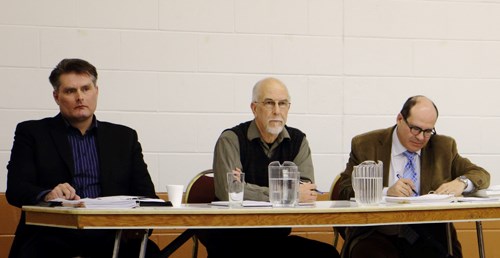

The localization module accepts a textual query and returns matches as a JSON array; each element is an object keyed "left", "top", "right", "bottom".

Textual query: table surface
[{"left": 23, "top": 200, "right": 500, "bottom": 230}]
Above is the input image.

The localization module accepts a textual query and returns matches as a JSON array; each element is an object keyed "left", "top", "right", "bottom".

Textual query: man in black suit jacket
[
  {"left": 6, "top": 58, "right": 160, "bottom": 258},
  {"left": 337, "top": 95, "right": 490, "bottom": 258}
]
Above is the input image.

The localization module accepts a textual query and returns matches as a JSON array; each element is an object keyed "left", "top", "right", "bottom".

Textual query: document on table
[
  {"left": 459, "top": 189, "right": 500, "bottom": 202},
  {"left": 457, "top": 196, "right": 500, "bottom": 202},
  {"left": 48, "top": 195, "right": 168, "bottom": 208},
  {"left": 210, "top": 201, "right": 315, "bottom": 207},
  {"left": 211, "top": 200, "right": 273, "bottom": 207},
  {"left": 485, "top": 185, "right": 500, "bottom": 197},
  {"left": 384, "top": 194, "right": 456, "bottom": 204}
]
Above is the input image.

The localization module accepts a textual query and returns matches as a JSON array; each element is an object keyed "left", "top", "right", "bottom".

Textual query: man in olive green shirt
[
  {"left": 200, "top": 77, "right": 339, "bottom": 258},
  {"left": 213, "top": 119, "right": 315, "bottom": 201}
]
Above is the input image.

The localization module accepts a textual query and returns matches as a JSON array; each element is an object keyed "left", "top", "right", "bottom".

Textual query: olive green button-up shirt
[{"left": 213, "top": 120, "right": 315, "bottom": 201}]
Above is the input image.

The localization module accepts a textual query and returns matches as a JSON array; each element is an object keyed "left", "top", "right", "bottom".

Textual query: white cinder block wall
[{"left": 1, "top": 0, "right": 499, "bottom": 193}]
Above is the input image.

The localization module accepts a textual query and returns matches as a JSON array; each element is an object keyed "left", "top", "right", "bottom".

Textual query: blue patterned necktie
[{"left": 403, "top": 150, "right": 418, "bottom": 196}]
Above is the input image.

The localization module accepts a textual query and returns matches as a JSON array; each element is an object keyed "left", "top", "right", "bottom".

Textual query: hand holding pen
[
  {"left": 299, "top": 180, "right": 325, "bottom": 202},
  {"left": 394, "top": 174, "right": 418, "bottom": 196},
  {"left": 299, "top": 180, "right": 326, "bottom": 194}
]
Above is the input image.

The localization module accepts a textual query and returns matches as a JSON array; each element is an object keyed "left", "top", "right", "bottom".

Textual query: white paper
[
  {"left": 210, "top": 201, "right": 315, "bottom": 207},
  {"left": 210, "top": 200, "right": 272, "bottom": 207},
  {"left": 48, "top": 196, "right": 162, "bottom": 209},
  {"left": 457, "top": 197, "right": 500, "bottom": 202},
  {"left": 384, "top": 194, "right": 456, "bottom": 204},
  {"left": 485, "top": 185, "right": 500, "bottom": 197}
]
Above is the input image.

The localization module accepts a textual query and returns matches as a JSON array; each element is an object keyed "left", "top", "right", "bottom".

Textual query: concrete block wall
[{"left": 0, "top": 0, "right": 499, "bottom": 193}]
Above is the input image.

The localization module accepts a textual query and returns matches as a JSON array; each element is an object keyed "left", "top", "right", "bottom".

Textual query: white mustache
[{"left": 268, "top": 118, "right": 284, "bottom": 123}]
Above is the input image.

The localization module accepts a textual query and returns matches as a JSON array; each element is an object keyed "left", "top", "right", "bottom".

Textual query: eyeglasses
[
  {"left": 402, "top": 117, "right": 436, "bottom": 138},
  {"left": 254, "top": 99, "right": 291, "bottom": 110}
]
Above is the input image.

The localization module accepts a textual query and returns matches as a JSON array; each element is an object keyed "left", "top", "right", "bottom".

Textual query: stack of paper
[
  {"left": 49, "top": 195, "right": 166, "bottom": 209},
  {"left": 384, "top": 194, "right": 456, "bottom": 204},
  {"left": 486, "top": 185, "right": 500, "bottom": 197},
  {"left": 210, "top": 201, "right": 315, "bottom": 207},
  {"left": 211, "top": 200, "right": 272, "bottom": 207},
  {"left": 457, "top": 196, "right": 499, "bottom": 202}
]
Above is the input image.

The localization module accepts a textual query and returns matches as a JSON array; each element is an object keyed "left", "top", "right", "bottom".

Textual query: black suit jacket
[
  {"left": 337, "top": 126, "right": 490, "bottom": 258},
  {"left": 6, "top": 113, "right": 157, "bottom": 256}
]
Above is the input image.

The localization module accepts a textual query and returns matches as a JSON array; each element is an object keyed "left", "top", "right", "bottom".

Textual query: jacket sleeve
[
  {"left": 337, "top": 136, "right": 362, "bottom": 201},
  {"left": 449, "top": 139, "right": 490, "bottom": 190},
  {"left": 6, "top": 122, "right": 59, "bottom": 207}
]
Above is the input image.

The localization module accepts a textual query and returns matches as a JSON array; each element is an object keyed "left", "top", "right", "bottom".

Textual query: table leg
[
  {"left": 112, "top": 229, "right": 122, "bottom": 258},
  {"left": 139, "top": 229, "right": 149, "bottom": 258},
  {"left": 476, "top": 221, "right": 486, "bottom": 258},
  {"left": 446, "top": 223, "right": 453, "bottom": 256}
]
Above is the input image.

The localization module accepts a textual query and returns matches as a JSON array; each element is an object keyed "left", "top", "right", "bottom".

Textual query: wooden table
[{"left": 23, "top": 200, "right": 500, "bottom": 257}]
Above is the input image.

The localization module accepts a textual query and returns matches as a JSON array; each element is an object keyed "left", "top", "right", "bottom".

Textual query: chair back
[
  {"left": 329, "top": 174, "right": 343, "bottom": 201},
  {"left": 329, "top": 174, "right": 346, "bottom": 247},
  {"left": 184, "top": 169, "right": 215, "bottom": 204},
  {"left": 184, "top": 169, "right": 216, "bottom": 258}
]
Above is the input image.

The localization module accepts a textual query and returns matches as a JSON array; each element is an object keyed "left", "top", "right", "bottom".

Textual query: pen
[
  {"left": 396, "top": 174, "right": 418, "bottom": 195},
  {"left": 312, "top": 189, "right": 326, "bottom": 194},
  {"left": 300, "top": 180, "right": 326, "bottom": 194}
]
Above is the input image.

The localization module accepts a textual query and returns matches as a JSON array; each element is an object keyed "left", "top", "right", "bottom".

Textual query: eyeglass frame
[
  {"left": 402, "top": 116, "right": 436, "bottom": 138},
  {"left": 253, "top": 99, "right": 291, "bottom": 110}
]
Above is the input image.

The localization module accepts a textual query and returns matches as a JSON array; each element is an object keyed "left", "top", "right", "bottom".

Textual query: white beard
[{"left": 266, "top": 125, "right": 284, "bottom": 135}]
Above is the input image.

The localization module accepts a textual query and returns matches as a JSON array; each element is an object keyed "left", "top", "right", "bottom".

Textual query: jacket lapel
[
  {"left": 95, "top": 122, "right": 113, "bottom": 183},
  {"left": 419, "top": 144, "right": 433, "bottom": 194},
  {"left": 377, "top": 126, "right": 396, "bottom": 187},
  {"left": 49, "top": 114, "right": 74, "bottom": 176}
]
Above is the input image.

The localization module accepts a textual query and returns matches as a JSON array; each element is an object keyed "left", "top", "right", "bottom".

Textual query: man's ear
[
  {"left": 251, "top": 102, "right": 257, "bottom": 115},
  {"left": 53, "top": 90, "right": 60, "bottom": 105},
  {"left": 396, "top": 113, "right": 403, "bottom": 123}
]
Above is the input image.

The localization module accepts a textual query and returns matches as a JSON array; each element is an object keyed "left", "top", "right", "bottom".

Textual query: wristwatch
[{"left": 456, "top": 175, "right": 469, "bottom": 189}]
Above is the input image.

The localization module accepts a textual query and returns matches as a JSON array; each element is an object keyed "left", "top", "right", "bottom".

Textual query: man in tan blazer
[{"left": 337, "top": 95, "right": 490, "bottom": 258}]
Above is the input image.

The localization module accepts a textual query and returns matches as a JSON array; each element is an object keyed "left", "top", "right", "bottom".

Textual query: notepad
[{"left": 385, "top": 194, "right": 456, "bottom": 204}]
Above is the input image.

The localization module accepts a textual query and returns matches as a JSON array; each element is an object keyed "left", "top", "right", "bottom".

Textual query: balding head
[
  {"left": 400, "top": 95, "right": 438, "bottom": 120},
  {"left": 252, "top": 77, "right": 290, "bottom": 103},
  {"left": 397, "top": 95, "right": 438, "bottom": 152}
]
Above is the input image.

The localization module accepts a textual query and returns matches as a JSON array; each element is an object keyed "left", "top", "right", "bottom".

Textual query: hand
[
  {"left": 43, "top": 183, "right": 80, "bottom": 201},
  {"left": 232, "top": 167, "right": 242, "bottom": 177},
  {"left": 435, "top": 180, "right": 465, "bottom": 196},
  {"left": 229, "top": 168, "right": 243, "bottom": 182},
  {"left": 388, "top": 178, "right": 416, "bottom": 197},
  {"left": 299, "top": 182, "right": 318, "bottom": 203}
]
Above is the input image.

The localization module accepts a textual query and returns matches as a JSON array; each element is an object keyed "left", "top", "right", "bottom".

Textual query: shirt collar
[
  {"left": 247, "top": 119, "right": 290, "bottom": 144},
  {"left": 392, "top": 125, "right": 421, "bottom": 157},
  {"left": 62, "top": 115, "right": 98, "bottom": 134}
]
